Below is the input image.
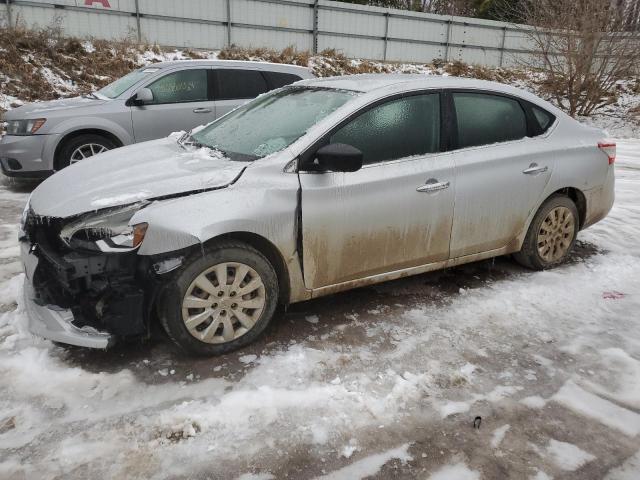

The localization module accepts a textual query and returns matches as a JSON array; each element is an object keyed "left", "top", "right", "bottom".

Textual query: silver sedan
[{"left": 20, "top": 74, "right": 615, "bottom": 355}]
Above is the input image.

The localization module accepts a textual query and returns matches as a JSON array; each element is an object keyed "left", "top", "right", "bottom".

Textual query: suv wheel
[
  {"left": 514, "top": 195, "right": 579, "bottom": 270},
  {"left": 160, "top": 241, "right": 279, "bottom": 356},
  {"left": 56, "top": 133, "right": 117, "bottom": 170}
]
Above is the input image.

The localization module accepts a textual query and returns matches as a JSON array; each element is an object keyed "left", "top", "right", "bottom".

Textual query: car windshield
[
  {"left": 190, "top": 87, "right": 358, "bottom": 161},
  {"left": 97, "top": 67, "right": 161, "bottom": 99}
]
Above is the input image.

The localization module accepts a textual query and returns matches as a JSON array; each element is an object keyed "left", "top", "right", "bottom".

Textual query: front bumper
[
  {"left": 24, "top": 277, "right": 113, "bottom": 348},
  {"left": 21, "top": 241, "right": 114, "bottom": 348},
  {"left": 0, "top": 133, "right": 59, "bottom": 177},
  {"left": 20, "top": 232, "right": 152, "bottom": 348}
]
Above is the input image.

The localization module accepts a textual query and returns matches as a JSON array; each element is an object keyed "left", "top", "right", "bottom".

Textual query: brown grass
[{"left": 0, "top": 24, "right": 150, "bottom": 112}]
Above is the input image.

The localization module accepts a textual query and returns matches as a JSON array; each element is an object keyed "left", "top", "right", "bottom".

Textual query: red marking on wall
[{"left": 84, "top": 0, "right": 111, "bottom": 7}]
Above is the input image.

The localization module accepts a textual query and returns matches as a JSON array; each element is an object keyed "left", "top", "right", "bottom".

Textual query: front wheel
[
  {"left": 514, "top": 195, "right": 579, "bottom": 270},
  {"left": 160, "top": 241, "right": 279, "bottom": 356},
  {"left": 56, "top": 133, "right": 116, "bottom": 170}
]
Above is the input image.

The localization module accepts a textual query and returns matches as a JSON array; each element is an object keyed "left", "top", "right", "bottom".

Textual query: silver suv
[{"left": 0, "top": 60, "right": 312, "bottom": 178}]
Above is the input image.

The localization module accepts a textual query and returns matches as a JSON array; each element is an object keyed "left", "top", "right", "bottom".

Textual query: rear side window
[
  {"left": 146, "top": 69, "right": 209, "bottom": 104},
  {"left": 453, "top": 93, "right": 527, "bottom": 148},
  {"left": 215, "top": 69, "right": 269, "bottom": 100},
  {"left": 532, "top": 105, "right": 555, "bottom": 133},
  {"left": 264, "top": 71, "right": 303, "bottom": 89},
  {"left": 329, "top": 93, "right": 440, "bottom": 165}
]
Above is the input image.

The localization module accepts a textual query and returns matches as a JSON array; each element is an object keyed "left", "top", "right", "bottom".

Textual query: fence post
[
  {"left": 383, "top": 11, "right": 389, "bottom": 61},
  {"left": 134, "top": 0, "right": 141, "bottom": 44},
  {"left": 444, "top": 19, "right": 452, "bottom": 62},
  {"left": 226, "top": 0, "right": 232, "bottom": 46},
  {"left": 312, "top": 0, "right": 319, "bottom": 54},
  {"left": 5, "top": 0, "right": 12, "bottom": 28},
  {"left": 499, "top": 26, "right": 506, "bottom": 67}
]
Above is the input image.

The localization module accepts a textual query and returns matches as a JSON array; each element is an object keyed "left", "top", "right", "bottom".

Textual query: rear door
[
  {"left": 212, "top": 69, "right": 271, "bottom": 118},
  {"left": 447, "top": 90, "right": 555, "bottom": 258},
  {"left": 299, "top": 92, "right": 455, "bottom": 289},
  {"left": 131, "top": 67, "right": 215, "bottom": 142}
]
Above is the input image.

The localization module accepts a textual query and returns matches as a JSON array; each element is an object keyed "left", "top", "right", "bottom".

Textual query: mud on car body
[{"left": 20, "top": 75, "right": 616, "bottom": 355}]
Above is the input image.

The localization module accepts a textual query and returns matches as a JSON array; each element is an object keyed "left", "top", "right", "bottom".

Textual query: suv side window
[
  {"left": 329, "top": 93, "right": 440, "bottom": 165},
  {"left": 264, "top": 71, "right": 303, "bottom": 89},
  {"left": 146, "top": 69, "right": 209, "bottom": 104},
  {"left": 215, "top": 69, "right": 269, "bottom": 100},
  {"left": 452, "top": 92, "right": 527, "bottom": 148}
]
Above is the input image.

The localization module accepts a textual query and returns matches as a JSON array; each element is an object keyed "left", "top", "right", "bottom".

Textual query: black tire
[
  {"left": 55, "top": 133, "right": 117, "bottom": 170},
  {"left": 514, "top": 195, "right": 579, "bottom": 270},
  {"left": 159, "top": 241, "right": 279, "bottom": 356}
]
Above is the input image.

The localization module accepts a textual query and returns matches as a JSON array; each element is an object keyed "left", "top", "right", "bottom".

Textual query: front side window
[
  {"left": 453, "top": 92, "right": 527, "bottom": 149},
  {"left": 329, "top": 93, "right": 441, "bottom": 165},
  {"left": 215, "top": 69, "right": 269, "bottom": 100},
  {"left": 191, "top": 87, "right": 358, "bottom": 161},
  {"left": 146, "top": 69, "right": 209, "bottom": 104},
  {"left": 97, "top": 67, "right": 160, "bottom": 99}
]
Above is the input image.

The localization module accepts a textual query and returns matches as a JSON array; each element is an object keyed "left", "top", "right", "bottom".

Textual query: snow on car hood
[
  {"left": 4, "top": 96, "right": 108, "bottom": 118},
  {"left": 29, "top": 136, "right": 246, "bottom": 218}
]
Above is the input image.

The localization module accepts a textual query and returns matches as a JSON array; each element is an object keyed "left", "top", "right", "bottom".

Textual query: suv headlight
[
  {"left": 60, "top": 203, "right": 149, "bottom": 252},
  {"left": 5, "top": 118, "right": 47, "bottom": 135}
]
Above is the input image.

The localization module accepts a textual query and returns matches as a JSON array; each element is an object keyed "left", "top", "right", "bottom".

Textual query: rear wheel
[
  {"left": 56, "top": 133, "right": 117, "bottom": 170},
  {"left": 160, "top": 241, "right": 279, "bottom": 356},
  {"left": 514, "top": 195, "right": 579, "bottom": 270}
]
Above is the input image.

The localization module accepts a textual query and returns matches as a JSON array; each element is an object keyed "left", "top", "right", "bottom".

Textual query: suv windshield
[
  {"left": 97, "top": 67, "right": 161, "bottom": 99},
  {"left": 191, "top": 87, "right": 358, "bottom": 161}
]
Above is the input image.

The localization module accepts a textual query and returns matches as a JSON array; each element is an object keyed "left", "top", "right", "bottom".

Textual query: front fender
[
  {"left": 132, "top": 162, "right": 299, "bottom": 259},
  {"left": 51, "top": 117, "right": 133, "bottom": 146}
]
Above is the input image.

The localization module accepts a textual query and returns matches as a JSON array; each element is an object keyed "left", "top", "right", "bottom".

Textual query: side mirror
[
  {"left": 315, "top": 143, "right": 363, "bottom": 173},
  {"left": 130, "top": 87, "right": 154, "bottom": 106}
]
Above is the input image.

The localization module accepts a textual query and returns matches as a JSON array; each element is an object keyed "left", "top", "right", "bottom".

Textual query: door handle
[
  {"left": 193, "top": 108, "right": 212, "bottom": 113},
  {"left": 416, "top": 180, "right": 450, "bottom": 193},
  {"left": 523, "top": 163, "right": 548, "bottom": 175}
]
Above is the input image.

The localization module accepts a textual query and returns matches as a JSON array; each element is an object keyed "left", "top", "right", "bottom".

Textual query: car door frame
[
  {"left": 296, "top": 88, "right": 461, "bottom": 295},
  {"left": 443, "top": 87, "right": 557, "bottom": 259}
]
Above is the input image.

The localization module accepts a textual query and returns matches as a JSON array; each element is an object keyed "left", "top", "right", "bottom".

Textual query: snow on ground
[{"left": 0, "top": 140, "right": 639, "bottom": 478}]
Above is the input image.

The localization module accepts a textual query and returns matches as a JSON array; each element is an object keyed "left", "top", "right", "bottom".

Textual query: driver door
[{"left": 299, "top": 92, "right": 455, "bottom": 289}]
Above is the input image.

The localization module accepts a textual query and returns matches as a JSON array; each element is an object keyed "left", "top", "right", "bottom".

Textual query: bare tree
[{"left": 504, "top": 0, "right": 640, "bottom": 116}]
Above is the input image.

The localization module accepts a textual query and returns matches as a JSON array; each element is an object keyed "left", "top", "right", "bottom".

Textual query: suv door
[
  {"left": 299, "top": 92, "right": 455, "bottom": 289},
  {"left": 446, "top": 91, "right": 555, "bottom": 258},
  {"left": 212, "top": 69, "right": 271, "bottom": 118},
  {"left": 130, "top": 67, "right": 214, "bottom": 142}
]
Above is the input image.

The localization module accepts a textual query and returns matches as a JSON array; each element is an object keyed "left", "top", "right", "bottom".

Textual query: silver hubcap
[
  {"left": 70, "top": 143, "right": 109, "bottom": 164},
  {"left": 181, "top": 262, "right": 266, "bottom": 344},
  {"left": 537, "top": 206, "right": 575, "bottom": 262}
]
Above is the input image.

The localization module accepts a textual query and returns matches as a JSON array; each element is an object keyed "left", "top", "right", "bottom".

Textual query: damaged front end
[{"left": 20, "top": 203, "right": 179, "bottom": 349}]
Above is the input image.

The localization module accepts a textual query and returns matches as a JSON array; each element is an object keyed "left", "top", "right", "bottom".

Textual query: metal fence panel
[
  {"left": 3, "top": 0, "right": 607, "bottom": 69},
  {"left": 139, "top": 17, "right": 227, "bottom": 50}
]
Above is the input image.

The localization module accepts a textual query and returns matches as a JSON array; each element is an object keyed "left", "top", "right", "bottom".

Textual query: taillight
[{"left": 598, "top": 141, "right": 616, "bottom": 165}]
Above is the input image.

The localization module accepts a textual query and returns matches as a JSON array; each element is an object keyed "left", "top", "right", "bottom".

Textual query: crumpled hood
[
  {"left": 4, "top": 96, "right": 108, "bottom": 119},
  {"left": 29, "top": 136, "right": 246, "bottom": 218}
]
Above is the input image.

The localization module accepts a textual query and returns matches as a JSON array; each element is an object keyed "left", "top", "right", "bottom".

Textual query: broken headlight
[{"left": 60, "top": 203, "right": 149, "bottom": 253}]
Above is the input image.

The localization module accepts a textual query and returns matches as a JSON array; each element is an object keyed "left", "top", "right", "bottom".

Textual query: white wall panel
[
  {"left": 233, "top": 27, "right": 312, "bottom": 51},
  {"left": 139, "top": 0, "right": 226, "bottom": 22},
  {"left": 5, "top": 0, "right": 575, "bottom": 68},
  {"left": 234, "top": 0, "right": 312, "bottom": 30},
  {"left": 140, "top": 18, "right": 226, "bottom": 49}
]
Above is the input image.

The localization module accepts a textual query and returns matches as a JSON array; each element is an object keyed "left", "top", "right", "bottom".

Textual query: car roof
[
  {"left": 147, "top": 59, "right": 311, "bottom": 74},
  {"left": 296, "top": 73, "right": 564, "bottom": 115},
  {"left": 298, "top": 74, "right": 513, "bottom": 93}
]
